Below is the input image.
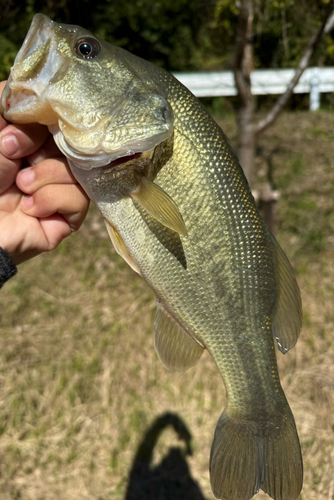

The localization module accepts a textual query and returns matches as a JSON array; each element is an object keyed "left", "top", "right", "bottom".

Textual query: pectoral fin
[
  {"left": 104, "top": 220, "right": 141, "bottom": 275},
  {"left": 131, "top": 176, "right": 187, "bottom": 237},
  {"left": 154, "top": 301, "right": 204, "bottom": 372},
  {"left": 270, "top": 233, "right": 303, "bottom": 353}
]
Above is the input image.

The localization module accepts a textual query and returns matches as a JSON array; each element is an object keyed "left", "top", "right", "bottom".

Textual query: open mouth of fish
[{"left": 101, "top": 152, "right": 143, "bottom": 171}]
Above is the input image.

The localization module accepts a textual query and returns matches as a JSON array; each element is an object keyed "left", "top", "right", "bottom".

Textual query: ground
[{"left": 0, "top": 109, "right": 333, "bottom": 500}]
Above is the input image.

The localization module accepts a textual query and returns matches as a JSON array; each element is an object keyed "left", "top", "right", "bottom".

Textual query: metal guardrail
[{"left": 173, "top": 67, "right": 334, "bottom": 110}]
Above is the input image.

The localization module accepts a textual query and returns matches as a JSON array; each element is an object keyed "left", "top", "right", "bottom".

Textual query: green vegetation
[
  {"left": 0, "top": 109, "right": 333, "bottom": 499},
  {"left": 1, "top": 0, "right": 334, "bottom": 80}
]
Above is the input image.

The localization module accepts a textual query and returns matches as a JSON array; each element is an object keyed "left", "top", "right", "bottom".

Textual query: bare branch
[
  {"left": 255, "top": 1, "right": 334, "bottom": 135},
  {"left": 324, "top": 10, "right": 334, "bottom": 34}
]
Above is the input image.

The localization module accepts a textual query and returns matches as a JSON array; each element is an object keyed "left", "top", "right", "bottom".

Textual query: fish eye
[{"left": 75, "top": 38, "right": 100, "bottom": 59}]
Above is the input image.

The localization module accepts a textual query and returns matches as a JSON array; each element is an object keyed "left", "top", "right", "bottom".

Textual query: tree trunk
[
  {"left": 237, "top": 100, "right": 255, "bottom": 186},
  {"left": 232, "top": 0, "right": 334, "bottom": 230},
  {"left": 233, "top": 0, "right": 256, "bottom": 187}
]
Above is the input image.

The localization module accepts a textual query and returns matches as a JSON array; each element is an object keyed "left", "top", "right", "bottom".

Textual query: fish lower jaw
[
  {"left": 3, "top": 87, "right": 57, "bottom": 125},
  {"left": 3, "top": 88, "right": 37, "bottom": 123},
  {"left": 51, "top": 124, "right": 156, "bottom": 171},
  {"left": 50, "top": 125, "right": 122, "bottom": 169}
]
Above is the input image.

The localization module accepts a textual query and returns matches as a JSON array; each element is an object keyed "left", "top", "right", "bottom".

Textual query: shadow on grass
[{"left": 125, "top": 412, "right": 207, "bottom": 500}]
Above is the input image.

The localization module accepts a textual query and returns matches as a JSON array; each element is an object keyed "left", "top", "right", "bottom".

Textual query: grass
[{"left": 1, "top": 109, "right": 334, "bottom": 499}]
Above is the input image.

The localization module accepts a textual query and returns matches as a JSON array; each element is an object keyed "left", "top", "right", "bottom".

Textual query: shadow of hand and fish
[{"left": 125, "top": 412, "right": 207, "bottom": 500}]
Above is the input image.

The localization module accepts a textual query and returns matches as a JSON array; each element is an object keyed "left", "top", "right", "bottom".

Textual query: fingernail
[
  {"left": 22, "top": 195, "right": 34, "bottom": 209},
  {"left": 19, "top": 168, "right": 35, "bottom": 186},
  {"left": 1, "top": 134, "right": 19, "bottom": 156}
]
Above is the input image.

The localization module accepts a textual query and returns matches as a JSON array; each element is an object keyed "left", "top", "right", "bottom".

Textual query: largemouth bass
[{"left": 1, "top": 14, "right": 303, "bottom": 500}]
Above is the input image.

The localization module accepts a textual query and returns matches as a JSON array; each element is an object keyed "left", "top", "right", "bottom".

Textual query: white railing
[{"left": 172, "top": 67, "right": 334, "bottom": 110}]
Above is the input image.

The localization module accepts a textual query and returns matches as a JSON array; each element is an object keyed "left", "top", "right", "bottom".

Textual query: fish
[{"left": 1, "top": 14, "right": 303, "bottom": 500}]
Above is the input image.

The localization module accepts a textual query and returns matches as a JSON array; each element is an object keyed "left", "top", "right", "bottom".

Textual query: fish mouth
[
  {"left": 2, "top": 81, "right": 57, "bottom": 125},
  {"left": 5, "top": 86, "right": 36, "bottom": 111},
  {"left": 101, "top": 152, "right": 144, "bottom": 172},
  {"left": 0, "top": 14, "right": 63, "bottom": 124}
]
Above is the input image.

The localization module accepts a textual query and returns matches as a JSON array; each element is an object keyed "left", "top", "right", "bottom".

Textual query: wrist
[
  {"left": 0, "top": 234, "right": 19, "bottom": 263},
  {"left": 0, "top": 246, "right": 17, "bottom": 287}
]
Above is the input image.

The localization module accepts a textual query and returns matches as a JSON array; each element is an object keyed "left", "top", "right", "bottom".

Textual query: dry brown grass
[{"left": 0, "top": 110, "right": 333, "bottom": 500}]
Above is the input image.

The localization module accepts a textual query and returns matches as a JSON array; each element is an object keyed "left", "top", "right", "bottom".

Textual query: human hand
[{"left": 0, "top": 81, "right": 89, "bottom": 265}]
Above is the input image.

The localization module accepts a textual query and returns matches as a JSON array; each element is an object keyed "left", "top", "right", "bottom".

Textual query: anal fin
[
  {"left": 270, "top": 233, "right": 303, "bottom": 353},
  {"left": 104, "top": 220, "right": 141, "bottom": 275},
  {"left": 154, "top": 301, "right": 204, "bottom": 372},
  {"left": 131, "top": 176, "right": 187, "bottom": 237}
]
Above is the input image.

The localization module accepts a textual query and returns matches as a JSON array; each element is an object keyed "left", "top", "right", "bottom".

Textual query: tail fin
[{"left": 210, "top": 408, "right": 303, "bottom": 500}]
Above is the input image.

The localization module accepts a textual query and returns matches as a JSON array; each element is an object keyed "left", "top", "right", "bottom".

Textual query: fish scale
[{"left": 1, "top": 14, "right": 303, "bottom": 500}]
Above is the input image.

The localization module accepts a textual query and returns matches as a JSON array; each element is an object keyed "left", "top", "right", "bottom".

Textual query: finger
[
  {"left": 27, "top": 135, "right": 63, "bottom": 165},
  {"left": 0, "top": 183, "right": 22, "bottom": 212},
  {"left": 13, "top": 214, "right": 73, "bottom": 265},
  {"left": 17, "top": 156, "right": 76, "bottom": 194},
  {"left": 39, "top": 215, "right": 73, "bottom": 252},
  {"left": 0, "top": 82, "right": 22, "bottom": 193},
  {"left": 0, "top": 156, "right": 21, "bottom": 194},
  {"left": 0, "top": 114, "right": 8, "bottom": 133},
  {"left": 0, "top": 123, "right": 50, "bottom": 159},
  {"left": 21, "top": 183, "right": 89, "bottom": 232},
  {"left": 0, "top": 82, "right": 8, "bottom": 132},
  {"left": 0, "top": 81, "right": 6, "bottom": 96}
]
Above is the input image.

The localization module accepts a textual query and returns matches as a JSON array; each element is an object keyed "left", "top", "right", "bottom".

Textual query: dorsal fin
[
  {"left": 154, "top": 301, "right": 204, "bottom": 372},
  {"left": 270, "top": 233, "right": 302, "bottom": 354},
  {"left": 104, "top": 220, "right": 141, "bottom": 275},
  {"left": 131, "top": 176, "right": 187, "bottom": 237}
]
